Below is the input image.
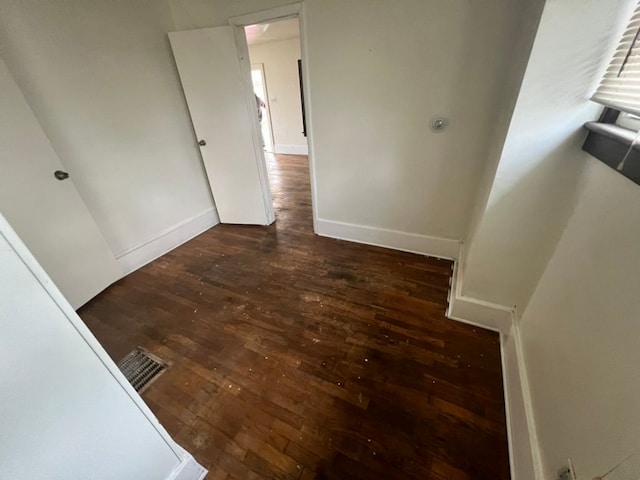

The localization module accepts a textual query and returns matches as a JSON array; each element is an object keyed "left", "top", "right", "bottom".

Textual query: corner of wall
[
  {"left": 446, "top": 253, "right": 515, "bottom": 332},
  {"left": 459, "top": 0, "right": 547, "bottom": 253},
  {"left": 446, "top": 254, "right": 542, "bottom": 480}
]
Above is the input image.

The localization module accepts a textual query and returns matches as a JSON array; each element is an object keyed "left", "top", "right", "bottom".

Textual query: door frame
[
  {"left": 229, "top": 2, "right": 318, "bottom": 232},
  {"left": 250, "top": 63, "right": 276, "bottom": 152}
]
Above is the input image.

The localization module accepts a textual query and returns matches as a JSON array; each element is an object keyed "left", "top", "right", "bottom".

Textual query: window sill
[{"left": 583, "top": 122, "right": 640, "bottom": 185}]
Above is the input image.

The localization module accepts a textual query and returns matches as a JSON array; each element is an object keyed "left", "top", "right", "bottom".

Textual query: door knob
[
  {"left": 54, "top": 170, "right": 69, "bottom": 180},
  {"left": 198, "top": 139, "right": 206, "bottom": 146}
]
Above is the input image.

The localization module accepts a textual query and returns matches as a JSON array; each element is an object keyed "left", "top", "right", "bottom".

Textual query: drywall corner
[{"left": 446, "top": 260, "right": 514, "bottom": 332}]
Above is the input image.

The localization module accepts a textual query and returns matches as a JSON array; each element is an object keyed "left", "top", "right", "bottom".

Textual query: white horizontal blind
[{"left": 592, "top": 2, "right": 640, "bottom": 115}]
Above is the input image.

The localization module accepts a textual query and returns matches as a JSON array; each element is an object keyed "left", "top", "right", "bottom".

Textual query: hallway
[{"left": 80, "top": 154, "right": 509, "bottom": 479}]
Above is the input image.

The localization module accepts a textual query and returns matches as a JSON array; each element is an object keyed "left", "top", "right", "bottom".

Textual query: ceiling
[{"left": 245, "top": 18, "right": 299, "bottom": 46}]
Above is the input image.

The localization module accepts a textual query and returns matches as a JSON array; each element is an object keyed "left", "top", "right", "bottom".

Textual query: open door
[
  {"left": 169, "top": 26, "right": 274, "bottom": 225},
  {"left": 0, "top": 213, "right": 205, "bottom": 479},
  {"left": 0, "top": 59, "right": 122, "bottom": 308}
]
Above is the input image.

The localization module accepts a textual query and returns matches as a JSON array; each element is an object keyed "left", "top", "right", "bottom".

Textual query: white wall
[
  {"left": 0, "top": 0, "right": 218, "bottom": 269},
  {"left": 460, "top": 0, "right": 545, "bottom": 252},
  {"left": 169, "top": 0, "right": 539, "bottom": 257},
  {"left": 0, "top": 213, "right": 204, "bottom": 479},
  {"left": 304, "top": 0, "right": 533, "bottom": 249},
  {"left": 459, "top": 0, "right": 634, "bottom": 312},
  {"left": 0, "top": 0, "right": 547, "bottom": 263},
  {"left": 519, "top": 157, "right": 640, "bottom": 478},
  {"left": 249, "top": 36, "right": 307, "bottom": 154}
]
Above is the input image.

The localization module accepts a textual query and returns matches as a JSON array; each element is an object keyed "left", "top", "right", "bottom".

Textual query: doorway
[
  {"left": 242, "top": 15, "right": 312, "bottom": 227},
  {"left": 168, "top": 4, "right": 316, "bottom": 229},
  {"left": 250, "top": 64, "right": 275, "bottom": 153},
  {"left": 244, "top": 18, "right": 308, "bottom": 158}
]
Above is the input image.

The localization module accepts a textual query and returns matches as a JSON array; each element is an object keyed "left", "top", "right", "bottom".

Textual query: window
[
  {"left": 617, "top": 111, "right": 640, "bottom": 130},
  {"left": 592, "top": 2, "right": 640, "bottom": 115},
  {"left": 583, "top": 1, "right": 640, "bottom": 186}
]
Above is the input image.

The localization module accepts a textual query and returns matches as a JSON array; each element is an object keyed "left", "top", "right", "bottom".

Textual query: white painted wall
[
  {"left": 249, "top": 36, "right": 307, "bottom": 155},
  {"left": 304, "top": 0, "right": 531, "bottom": 245},
  {"left": 0, "top": 0, "right": 218, "bottom": 269},
  {"left": 519, "top": 157, "right": 640, "bottom": 479},
  {"left": 460, "top": 0, "right": 545, "bottom": 252},
  {"left": 0, "top": 213, "right": 205, "bottom": 479},
  {"left": 170, "top": 0, "right": 538, "bottom": 255},
  {"left": 459, "top": 0, "right": 635, "bottom": 312}
]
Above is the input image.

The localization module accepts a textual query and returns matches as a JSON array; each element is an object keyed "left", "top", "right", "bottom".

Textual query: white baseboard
[
  {"left": 446, "top": 260, "right": 542, "bottom": 480},
  {"left": 446, "top": 262, "right": 514, "bottom": 332},
  {"left": 315, "top": 218, "right": 460, "bottom": 260},
  {"left": 115, "top": 207, "right": 220, "bottom": 276},
  {"left": 274, "top": 143, "right": 308, "bottom": 155},
  {"left": 167, "top": 449, "right": 207, "bottom": 480},
  {"left": 502, "top": 323, "right": 544, "bottom": 480}
]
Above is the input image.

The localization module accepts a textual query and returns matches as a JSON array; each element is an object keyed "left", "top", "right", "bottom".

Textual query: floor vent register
[{"left": 117, "top": 347, "right": 167, "bottom": 393}]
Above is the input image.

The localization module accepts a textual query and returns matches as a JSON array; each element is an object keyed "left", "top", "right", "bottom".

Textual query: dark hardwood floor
[{"left": 80, "top": 154, "right": 510, "bottom": 480}]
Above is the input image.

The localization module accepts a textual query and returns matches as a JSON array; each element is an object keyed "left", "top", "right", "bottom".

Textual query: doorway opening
[
  {"left": 250, "top": 64, "right": 274, "bottom": 153},
  {"left": 243, "top": 16, "right": 312, "bottom": 226},
  {"left": 168, "top": 4, "right": 316, "bottom": 229}
]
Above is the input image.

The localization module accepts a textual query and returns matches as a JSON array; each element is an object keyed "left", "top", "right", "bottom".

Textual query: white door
[
  {"left": 169, "top": 26, "right": 274, "bottom": 225},
  {"left": 0, "top": 214, "right": 205, "bottom": 479},
  {"left": 0, "top": 59, "right": 121, "bottom": 308}
]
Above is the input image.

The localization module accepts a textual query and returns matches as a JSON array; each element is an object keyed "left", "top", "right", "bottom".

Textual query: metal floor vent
[{"left": 117, "top": 348, "right": 167, "bottom": 393}]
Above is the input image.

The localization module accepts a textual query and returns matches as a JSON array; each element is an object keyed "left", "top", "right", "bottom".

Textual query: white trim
[
  {"left": 229, "top": 3, "right": 320, "bottom": 234},
  {"left": 167, "top": 449, "right": 208, "bottom": 480},
  {"left": 446, "top": 257, "right": 542, "bottom": 480},
  {"left": 228, "top": 4, "right": 301, "bottom": 26},
  {"left": 496, "top": 324, "right": 544, "bottom": 480},
  {"left": 274, "top": 143, "right": 308, "bottom": 155},
  {"left": 511, "top": 323, "right": 544, "bottom": 480},
  {"left": 230, "top": 25, "right": 276, "bottom": 225},
  {"left": 316, "top": 218, "right": 460, "bottom": 259},
  {"left": 115, "top": 207, "right": 219, "bottom": 275},
  {"left": 446, "top": 261, "right": 514, "bottom": 332}
]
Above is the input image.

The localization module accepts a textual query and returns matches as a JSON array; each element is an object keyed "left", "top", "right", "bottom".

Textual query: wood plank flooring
[{"left": 79, "top": 154, "right": 510, "bottom": 480}]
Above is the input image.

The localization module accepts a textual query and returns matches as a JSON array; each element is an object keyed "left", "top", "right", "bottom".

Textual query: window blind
[{"left": 592, "top": 2, "right": 640, "bottom": 116}]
